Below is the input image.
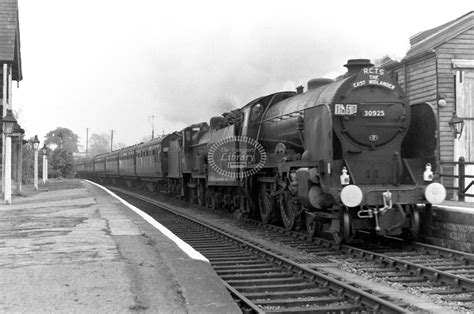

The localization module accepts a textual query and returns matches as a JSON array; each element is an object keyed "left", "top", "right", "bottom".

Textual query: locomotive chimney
[
  {"left": 296, "top": 85, "right": 304, "bottom": 94},
  {"left": 344, "top": 59, "right": 374, "bottom": 76}
]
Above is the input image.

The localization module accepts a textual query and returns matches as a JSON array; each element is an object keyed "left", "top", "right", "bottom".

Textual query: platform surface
[{"left": 0, "top": 179, "right": 240, "bottom": 313}]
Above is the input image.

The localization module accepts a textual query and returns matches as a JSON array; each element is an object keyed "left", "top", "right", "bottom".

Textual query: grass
[{"left": 15, "top": 178, "right": 84, "bottom": 198}]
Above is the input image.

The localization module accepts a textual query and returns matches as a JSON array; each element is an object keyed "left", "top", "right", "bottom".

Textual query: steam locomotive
[{"left": 77, "top": 59, "right": 446, "bottom": 243}]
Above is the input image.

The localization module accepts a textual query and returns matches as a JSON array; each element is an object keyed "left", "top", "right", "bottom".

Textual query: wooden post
[
  {"left": 4, "top": 135, "right": 11, "bottom": 204},
  {"left": 34, "top": 149, "right": 38, "bottom": 190},
  {"left": 2, "top": 63, "right": 7, "bottom": 196},
  {"left": 86, "top": 128, "right": 89, "bottom": 157},
  {"left": 42, "top": 152, "right": 46, "bottom": 184},
  {"left": 7, "top": 65, "right": 11, "bottom": 110},
  {"left": 458, "top": 156, "right": 465, "bottom": 202},
  {"left": 2, "top": 64, "right": 7, "bottom": 115},
  {"left": 15, "top": 135, "right": 22, "bottom": 194}
]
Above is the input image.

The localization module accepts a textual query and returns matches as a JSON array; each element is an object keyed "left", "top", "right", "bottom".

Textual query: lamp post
[
  {"left": 42, "top": 144, "right": 48, "bottom": 184},
  {"left": 2, "top": 109, "right": 17, "bottom": 204},
  {"left": 448, "top": 111, "right": 474, "bottom": 139},
  {"left": 32, "top": 135, "right": 40, "bottom": 190},
  {"left": 448, "top": 112, "right": 464, "bottom": 139}
]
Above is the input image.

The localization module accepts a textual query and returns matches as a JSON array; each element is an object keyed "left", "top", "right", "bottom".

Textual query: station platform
[
  {"left": 0, "top": 179, "right": 240, "bottom": 313},
  {"left": 441, "top": 199, "right": 474, "bottom": 209}
]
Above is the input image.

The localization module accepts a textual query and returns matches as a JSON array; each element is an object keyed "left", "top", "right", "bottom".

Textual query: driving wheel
[
  {"left": 332, "top": 209, "right": 352, "bottom": 244},
  {"left": 280, "top": 191, "right": 299, "bottom": 230},
  {"left": 258, "top": 183, "right": 278, "bottom": 224}
]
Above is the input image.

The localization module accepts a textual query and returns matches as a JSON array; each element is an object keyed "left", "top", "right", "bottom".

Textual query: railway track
[
  {"left": 240, "top": 219, "right": 474, "bottom": 310},
  {"left": 110, "top": 186, "right": 407, "bottom": 313},
  {"left": 104, "top": 183, "right": 474, "bottom": 311},
  {"left": 347, "top": 242, "right": 474, "bottom": 306}
]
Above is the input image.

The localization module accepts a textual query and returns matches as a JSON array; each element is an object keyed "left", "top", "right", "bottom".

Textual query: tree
[
  {"left": 89, "top": 133, "right": 110, "bottom": 155},
  {"left": 22, "top": 141, "right": 35, "bottom": 184},
  {"left": 50, "top": 148, "right": 75, "bottom": 178},
  {"left": 44, "top": 127, "right": 79, "bottom": 152}
]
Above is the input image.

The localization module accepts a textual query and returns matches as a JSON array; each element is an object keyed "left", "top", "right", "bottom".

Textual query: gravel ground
[{"left": 337, "top": 257, "right": 473, "bottom": 313}]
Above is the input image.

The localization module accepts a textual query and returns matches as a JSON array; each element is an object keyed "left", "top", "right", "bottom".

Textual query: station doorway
[{"left": 454, "top": 68, "right": 474, "bottom": 201}]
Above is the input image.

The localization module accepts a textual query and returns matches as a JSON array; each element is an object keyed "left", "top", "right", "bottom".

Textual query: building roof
[
  {"left": 406, "top": 11, "right": 474, "bottom": 59},
  {"left": 0, "top": 0, "right": 22, "bottom": 81}
]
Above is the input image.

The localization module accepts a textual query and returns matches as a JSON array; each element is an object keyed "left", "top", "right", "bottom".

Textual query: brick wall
[{"left": 420, "top": 205, "right": 474, "bottom": 252}]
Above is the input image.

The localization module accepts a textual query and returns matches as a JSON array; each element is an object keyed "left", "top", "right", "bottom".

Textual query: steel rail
[
  {"left": 343, "top": 245, "right": 474, "bottom": 292},
  {"left": 412, "top": 241, "right": 474, "bottom": 262},
  {"left": 242, "top": 216, "right": 474, "bottom": 294},
  {"left": 222, "top": 281, "right": 265, "bottom": 314}
]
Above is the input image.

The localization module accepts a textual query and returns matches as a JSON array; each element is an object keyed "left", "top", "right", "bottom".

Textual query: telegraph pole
[
  {"left": 110, "top": 130, "right": 114, "bottom": 151},
  {"left": 148, "top": 114, "right": 155, "bottom": 139},
  {"left": 86, "top": 128, "right": 89, "bottom": 157}
]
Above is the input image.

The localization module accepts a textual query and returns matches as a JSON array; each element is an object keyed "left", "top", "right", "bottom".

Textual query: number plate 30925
[{"left": 362, "top": 110, "right": 385, "bottom": 117}]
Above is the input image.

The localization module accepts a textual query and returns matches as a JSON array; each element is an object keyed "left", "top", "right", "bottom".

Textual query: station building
[
  {"left": 383, "top": 11, "right": 474, "bottom": 200},
  {"left": 0, "top": 0, "right": 24, "bottom": 200}
]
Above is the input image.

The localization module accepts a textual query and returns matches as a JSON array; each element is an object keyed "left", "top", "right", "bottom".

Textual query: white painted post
[
  {"left": 4, "top": 135, "right": 11, "bottom": 204},
  {"left": 2, "top": 64, "right": 7, "bottom": 197},
  {"left": 42, "top": 152, "right": 46, "bottom": 184},
  {"left": 34, "top": 149, "right": 38, "bottom": 190}
]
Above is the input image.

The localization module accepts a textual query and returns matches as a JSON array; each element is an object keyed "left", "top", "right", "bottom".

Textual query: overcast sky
[{"left": 13, "top": 1, "right": 474, "bottom": 150}]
